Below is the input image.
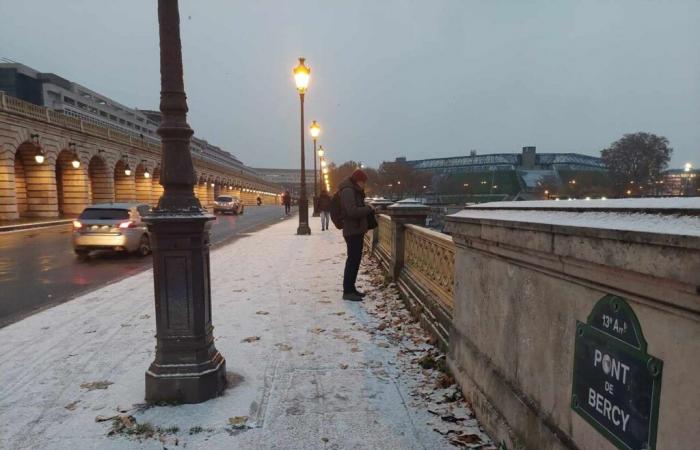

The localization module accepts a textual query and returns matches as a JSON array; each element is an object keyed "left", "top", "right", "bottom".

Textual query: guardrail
[{"left": 367, "top": 205, "right": 454, "bottom": 349}]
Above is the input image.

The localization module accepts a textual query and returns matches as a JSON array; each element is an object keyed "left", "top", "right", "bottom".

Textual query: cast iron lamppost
[
  {"left": 143, "top": 0, "right": 226, "bottom": 404},
  {"left": 293, "top": 58, "right": 311, "bottom": 235},
  {"left": 310, "top": 120, "right": 321, "bottom": 216}
]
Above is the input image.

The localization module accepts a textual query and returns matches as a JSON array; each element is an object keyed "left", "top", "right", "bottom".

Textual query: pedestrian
[
  {"left": 282, "top": 190, "right": 291, "bottom": 215},
  {"left": 256, "top": 196, "right": 262, "bottom": 206},
  {"left": 318, "top": 189, "right": 332, "bottom": 231},
  {"left": 338, "top": 169, "right": 374, "bottom": 301}
]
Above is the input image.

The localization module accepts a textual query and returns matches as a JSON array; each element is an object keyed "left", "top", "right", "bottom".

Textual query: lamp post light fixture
[
  {"left": 293, "top": 57, "right": 311, "bottom": 235},
  {"left": 69, "top": 143, "right": 81, "bottom": 169},
  {"left": 142, "top": 0, "right": 226, "bottom": 404},
  {"left": 142, "top": 161, "right": 151, "bottom": 179},
  {"left": 310, "top": 120, "right": 321, "bottom": 216},
  {"left": 30, "top": 134, "right": 45, "bottom": 164}
]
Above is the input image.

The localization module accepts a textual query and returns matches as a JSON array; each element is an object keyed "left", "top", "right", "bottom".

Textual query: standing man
[
  {"left": 338, "top": 169, "right": 373, "bottom": 301},
  {"left": 318, "top": 189, "right": 332, "bottom": 231},
  {"left": 282, "top": 190, "right": 291, "bottom": 215}
]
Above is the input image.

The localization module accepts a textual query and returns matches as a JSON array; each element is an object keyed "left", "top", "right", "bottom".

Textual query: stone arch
[
  {"left": 88, "top": 154, "right": 113, "bottom": 204},
  {"left": 134, "top": 162, "right": 152, "bottom": 205},
  {"left": 55, "top": 148, "right": 89, "bottom": 215},
  {"left": 13, "top": 141, "right": 58, "bottom": 218},
  {"left": 151, "top": 165, "right": 163, "bottom": 206},
  {"left": 114, "top": 159, "right": 136, "bottom": 202},
  {"left": 195, "top": 173, "right": 208, "bottom": 205}
]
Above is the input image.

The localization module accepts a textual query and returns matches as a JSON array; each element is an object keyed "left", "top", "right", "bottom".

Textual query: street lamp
[
  {"left": 31, "top": 134, "right": 45, "bottom": 164},
  {"left": 143, "top": 0, "right": 226, "bottom": 404},
  {"left": 69, "top": 143, "right": 80, "bottom": 169},
  {"left": 293, "top": 57, "right": 311, "bottom": 234},
  {"left": 310, "top": 120, "right": 321, "bottom": 216}
]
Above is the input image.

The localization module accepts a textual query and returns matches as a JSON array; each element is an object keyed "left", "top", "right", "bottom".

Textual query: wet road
[{"left": 0, "top": 205, "right": 295, "bottom": 327}]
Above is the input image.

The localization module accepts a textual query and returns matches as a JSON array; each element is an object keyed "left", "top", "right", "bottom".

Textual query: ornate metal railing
[
  {"left": 377, "top": 214, "right": 392, "bottom": 255},
  {"left": 403, "top": 224, "right": 455, "bottom": 313}
]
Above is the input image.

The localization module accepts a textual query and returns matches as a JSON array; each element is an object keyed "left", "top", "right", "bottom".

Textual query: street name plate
[{"left": 571, "top": 295, "right": 663, "bottom": 450}]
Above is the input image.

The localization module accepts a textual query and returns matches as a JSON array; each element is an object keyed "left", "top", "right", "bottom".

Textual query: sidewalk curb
[{"left": 0, "top": 219, "right": 73, "bottom": 233}]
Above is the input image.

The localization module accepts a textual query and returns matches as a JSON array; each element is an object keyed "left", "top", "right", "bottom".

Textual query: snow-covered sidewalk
[{"left": 0, "top": 214, "right": 493, "bottom": 450}]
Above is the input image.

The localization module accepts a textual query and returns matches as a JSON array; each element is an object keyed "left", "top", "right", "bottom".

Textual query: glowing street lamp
[
  {"left": 292, "top": 57, "right": 311, "bottom": 234},
  {"left": 31, "top": 134, "right": 45, "bottom": 164},
  {"left": 69, "top": 143, "right": 80, "bottom": 169},
  {"left": 685, "top": 162, "right": 693, "bottom": 172}
]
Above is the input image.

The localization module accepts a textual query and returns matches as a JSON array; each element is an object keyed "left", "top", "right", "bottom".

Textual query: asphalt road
[{"left": 0, "top": 205, "right": 295, "bottom": 328}]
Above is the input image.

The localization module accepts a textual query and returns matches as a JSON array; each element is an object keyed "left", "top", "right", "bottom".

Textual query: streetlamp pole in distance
[
  {"left": 293, "top": 58, "right": 312, "bottom": 235},
  {"left": 310, "top": 120, "right": 321, "bottom": 216}
]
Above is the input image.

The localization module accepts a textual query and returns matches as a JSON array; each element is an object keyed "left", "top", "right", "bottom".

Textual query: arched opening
[
  {"left": 114, "top": 160, "right": 136, "bottom": 203},
  {"left": 195, "top": 174, "right": 208, "bottom": 206},
  {"left": 55, "top": 149, "right": 88, "bottom": 216},
  {"left": 88, "top": 155, "right": 113, "bottom": 204},
  {"left": 13, "top": 142, "right": 58, "bottom": 218},
  {"left": 135, "top": 163, "right": 152, "bottom": 205},
  {"left": 205, "top": 177, "right": 215, "bottom": 207},
  {"left": 151, "top": 166, "right": 163, "bottom": 206}
]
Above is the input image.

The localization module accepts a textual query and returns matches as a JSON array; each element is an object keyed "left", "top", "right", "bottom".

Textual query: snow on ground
[{"left": 0, "top": 213, "right": 493, "bottom": 450}]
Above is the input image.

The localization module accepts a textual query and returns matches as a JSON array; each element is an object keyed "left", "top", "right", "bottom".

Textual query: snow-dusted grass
[{"left": 0, "top": 214, "right": 493, "bottom": 450}]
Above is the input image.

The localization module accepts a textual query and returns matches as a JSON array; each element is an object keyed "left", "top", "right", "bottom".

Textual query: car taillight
[
  {"left": 119, "top": 221, "right": 137, "bottom": 229},
  {"left": 73, "top": 221, "right": 82, "bottom": 229}
]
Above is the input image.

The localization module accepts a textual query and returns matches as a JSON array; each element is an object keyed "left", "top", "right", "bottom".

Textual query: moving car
[
  {"left": 72, "top": 203, "right": 152, "bottom": 258},
  {"left": 213, "top": 195, "right": 244, "bottom": 215}
]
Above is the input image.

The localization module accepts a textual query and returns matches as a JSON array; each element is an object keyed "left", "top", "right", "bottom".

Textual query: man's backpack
[{"left": 330, "top": 190, "right": 344, "bottom": 229}]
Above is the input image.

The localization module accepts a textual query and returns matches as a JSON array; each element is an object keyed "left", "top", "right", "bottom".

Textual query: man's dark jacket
[
  {"left": 338, "top": 178, "right": 372, "bottom": 237},
  {"left": 318, "top": 192, "right": 332, "bottom": 211}
]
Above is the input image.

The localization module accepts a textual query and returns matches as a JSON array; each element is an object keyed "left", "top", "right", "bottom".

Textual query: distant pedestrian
[
  {"left": 338, "top": 169, "right": 374, "bottom": 301},
  {"left": 318, "top": 189, "right": 332, "bottom": 231},
  {"left": 256, "top": 196, "right": 262, "bottom": 206},
  {"left": 282, "top": 190, "right": 291, "bottom": 215}
]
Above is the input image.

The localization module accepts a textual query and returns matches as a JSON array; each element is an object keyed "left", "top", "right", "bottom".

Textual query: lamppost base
[
  {"left": 145, "top": 352, "right": 226, "bottom": 404},
  {"left": 297, "top": 223, "right": 311, "bottom": 235}
]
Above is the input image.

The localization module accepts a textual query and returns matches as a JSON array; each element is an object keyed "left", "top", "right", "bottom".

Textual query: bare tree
[{"left": 601, "top": 132, "right": 672, "bottom": 196}]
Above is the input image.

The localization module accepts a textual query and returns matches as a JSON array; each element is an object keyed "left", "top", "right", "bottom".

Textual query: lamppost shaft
[
  {"left": 297, "top": 94, "right": 310, "bottom": 234},
  {"left": 312, "top": 138, "right": 320, "bottom": 216},
  {"left": 144, "top": 0, "right": 226, "bottom": 404}
]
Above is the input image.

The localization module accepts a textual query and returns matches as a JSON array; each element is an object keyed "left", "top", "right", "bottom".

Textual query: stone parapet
[{"left": 444, "top": 199, "right": 700, "bottom": 450}]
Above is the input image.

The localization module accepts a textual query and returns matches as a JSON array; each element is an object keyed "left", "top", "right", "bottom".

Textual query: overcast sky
[{"left": 1, "top": 0, "right": 698, "bottom": 169}]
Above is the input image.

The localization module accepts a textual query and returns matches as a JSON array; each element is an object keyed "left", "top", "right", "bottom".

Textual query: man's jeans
[
  {"left": 343, "top": 234, "right": 364, "bottom": 294},
  {"left": 321, "top": 211, "right": 330, "bottom": 229}
]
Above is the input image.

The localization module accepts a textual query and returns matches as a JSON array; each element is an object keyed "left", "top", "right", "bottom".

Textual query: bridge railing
[{"left": 367, "top": 204, "right": 454, "bottom": 350}]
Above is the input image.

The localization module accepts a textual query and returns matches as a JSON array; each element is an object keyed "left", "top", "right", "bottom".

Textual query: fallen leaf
[
  {"left": 255, "top": 311, "right": 269, "bottom": 315},
  {"left": 339, "top": 363, "right": 349, "bottom": 369},
  {"left": 80, "top": 380, "right": 113, "bottom": 391},
  {"left": 228, "top": 416, "right": 248, "bottom": 429},
  {"left": 275, "top": 343, "right": 293, "bottom": 351},
  {"left": 64, "top": 400, "right": 80, "bottom": 411},
  {"left": 242, "top": 336, "right": 260, "bottom": 343}
]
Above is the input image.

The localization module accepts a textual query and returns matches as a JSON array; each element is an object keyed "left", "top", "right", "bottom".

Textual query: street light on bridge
[
  {"left": 310, "top": 120, "right": 321, "bottom": 217},
  {"left": 143, "top": 0, "right": 226, "bottom": 404},
  {"left": 293, "top": 57, "right": 311, "bottom": 235}
]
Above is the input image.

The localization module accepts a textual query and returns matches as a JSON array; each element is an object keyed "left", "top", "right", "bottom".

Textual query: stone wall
[{"left": 444, "top": 200, "right": 700, "bottom": 450}]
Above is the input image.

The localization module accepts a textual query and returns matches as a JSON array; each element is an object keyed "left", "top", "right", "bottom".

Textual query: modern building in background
[
  {"left": 662, "top": 167, "right": 699, "bottom": 196},
  {"left": 400, "top": 146, "right": 610, "bottom": 201},
  {"left": 0, "top": 62, "right": 260, "bottom": 178},
  {"left": 253, "top": 168, "right": 316, "bottom": 196}
]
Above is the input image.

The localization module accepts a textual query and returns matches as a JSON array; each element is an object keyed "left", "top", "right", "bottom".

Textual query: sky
[{"left": 1, "top": 0, "right": 698, "bottom": 169}]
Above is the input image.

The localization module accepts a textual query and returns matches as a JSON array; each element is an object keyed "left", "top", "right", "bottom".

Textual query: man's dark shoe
[
  {"left": 354, "top": 290, "right": 367, "bottom": 297},
  {"left": 342, "top": 292, "right": 363, "bottom": 301}
]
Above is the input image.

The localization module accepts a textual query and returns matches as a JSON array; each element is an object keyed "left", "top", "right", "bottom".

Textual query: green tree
[{"left": 601, "top": 132, "right": 672, "bottom": 196}]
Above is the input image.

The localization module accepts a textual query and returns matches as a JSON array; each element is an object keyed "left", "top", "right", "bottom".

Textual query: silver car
[
  {"left": 72, "top": 203, "right": 152, "bottom": 258},
  {"left": 213, "top": 195, "right": 244, "bottom": 215}
]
